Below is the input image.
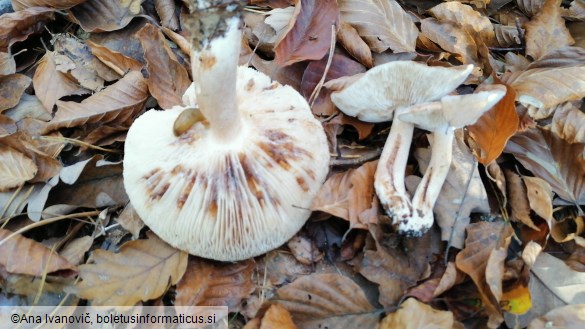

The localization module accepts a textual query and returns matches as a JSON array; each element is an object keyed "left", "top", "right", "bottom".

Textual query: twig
[{"left": 308, "top": 23, "right": 337, "bottom": 107}]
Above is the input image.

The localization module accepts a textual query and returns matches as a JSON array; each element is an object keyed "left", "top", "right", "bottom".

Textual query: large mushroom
[
  {"left": 329, "top": 61, "right": 473, "bottom": 236},
  {"left": 123, "top": 2, "right": 329, "bottom": 261}
]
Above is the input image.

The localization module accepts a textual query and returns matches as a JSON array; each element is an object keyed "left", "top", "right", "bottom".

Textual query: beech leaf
[
  {"left": 72, "top": 232, "right": 188, "bottom": 306},
  {"left": 524, "top": 0, "right": 574, "bottom": 60},
  {"left": 551, "top": 102, "right": 585, "bottom": 144},
  {"left": 0, "top": 7, "right": 55, "bottom": 51},
  {"left": 379, "top": 298, "right": 459, "bottom": 329},
  {"left": 0, "top": 145, "right": 37, "bottom": 191},
  {"left": 87, "top": 40, "right": 143, "bottom": 76},
  {"left": 69, "top": 0, "right": 143, "bottom": 32},
  {"left": 0, "top": 74, "right": 31, "bottom": 111},
  {"left": 11, "top": 0, "right": 86, "bottom": 10}
]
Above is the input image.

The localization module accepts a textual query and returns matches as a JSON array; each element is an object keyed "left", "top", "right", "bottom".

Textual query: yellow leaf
[{"left": 501, "top": 283, "right": 532, "bottom": 315}]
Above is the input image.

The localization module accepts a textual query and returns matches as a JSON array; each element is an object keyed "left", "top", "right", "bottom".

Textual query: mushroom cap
[
  {"left": 398, "top": 87, "right": 507, "bottom": 131},
  {"left": 123, "top": 66, "right": 330, "bottom": 261},
  {"left": 329, "top": 61, "right": 474, "bottom": 122}
]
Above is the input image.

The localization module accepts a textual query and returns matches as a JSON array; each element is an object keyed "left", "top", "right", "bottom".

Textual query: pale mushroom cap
[
  {"left": 329, "top": 61, "right": 474, "bottom": 122},
  {"left": 123, "top": 66, "right": 330, "bottom": 261},
  {"left": 398, "top": 87, "right": 507, "bottom": 131}
]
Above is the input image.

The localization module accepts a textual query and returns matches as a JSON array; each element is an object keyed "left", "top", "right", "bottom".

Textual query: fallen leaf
[
  {"left": 0, "top": 228, "right": 73, "bottom": 276},
  {"left": 3, "top": 93, "right": 51, "bottom": 122},
  {"left": 429, "top": 2, "right": 496, "bottom": 46},
  {"left": 337, "top": 22, "right": 373, "bottom": 67},
  {"left": 175, "top": 257, "right": 255, "bottom": 313},
  {"left": 11, "top": 0, "right": 86, "bottom": 10},
  {"left": 59, "top": 236, "right": 93, "bottom": 266},
  {"left": 155, "top": 0, "right": 179, "bottom": 30},
  {"left": 72, "top": 232, "right": 188, "bottom": 305},
  {"left": 517, "top": 0, "right": 545, "bottom": 17},
  {"left": 550, "top": 216, "right": 584, "bottom": 245},
  {"left": 434, "top": 262, "right": 466, "bottom": 297},
  {"left": 45, "top": 71, "right": 148, "bottom": 133},
  {"left": 86, "top": 40, "right": 143, "bottom": 76},
  {"left": 0, "top": 115, "right": 16, "bottom": 137},
  {"left": 258, "top": 304, "right": 297, "bottom": 329},
  {"left": 551, "top": 102, "right": 585, "bottom": 144},
  {"left": 274, "top": 273, "right": 382, "bottom": 328},
  {"left": 420, "top": 18, "right": 479, "bottom": 66},
  {"left": 528, "top": 304, "right": 585, "bottom": 329},
  {"left": 33, "top": 51, "right": 89, "bottom": 112},
  {"left": 338, "top": 0, "right": 418, "bottom": 53},
  {"left": 255, "top": 250, "right": 312, "bottom": 288},
  {"left": 523, "top": 176, "right": 553, "bottom": 223},
  {"left": 565, "top": 245, "right": 585, "bottom": 273},
  {"left": 494, "top": 24, "right": 521, "bottom": 47},
  {"left": 505, "top": 169, "right": 539, "bottom": 230},
  {"left": 287, "top": 235, "right": 323, "bottom": 265},
  {"left": 0, "top": 7, "right": 55, "bottom": 51},
  {"left": 274, "top": 0, "right": 340, "bottom": 66},
  {"left": 311, "top": 161, "right": 377, "bottom": 229},
  {"left": 0, "top": 145, "right": 36, "bottom": 191},
  {"left": 468, "top": 80, "right": 518, "bottom": 164},
  {"left": 0, "top": 52, "right": 16, "bottom": 76},
  {"left": 136, "top": 24, "right": 190, "bottom": 109},
  {"left": 379, "top": 298, "right": 459, "bottom": 329},
  {"left": 501, "top": 281, "right": 532, "bottom": 315},
  {"left": 116, "top": 203, "right": 144, "bottom": 239},
  {"left": 0, "top": 74, "right": 30, "bottom": 111},
  {"left": 524, "top": 0, "right": 574, "bottom": 60},
  {"left": 505, "top": 128, "right": 585, "bottom": 205},
  {"left": 69, "top": 0, "right": 143, "bottom": 32}
]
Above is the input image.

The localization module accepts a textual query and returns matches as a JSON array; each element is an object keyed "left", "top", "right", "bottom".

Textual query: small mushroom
[
  {"left": 123, "top": 6, "right": 329, "bottom": 261},
  {"left": 329, "top": 61, "right": 472, "bottom": 233},
  {"left": 398, "top": 87, "right": 506, "bottom": 234}
]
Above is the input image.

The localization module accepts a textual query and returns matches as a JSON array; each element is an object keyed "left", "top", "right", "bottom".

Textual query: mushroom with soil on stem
[
  {"left": 328, "top": 61, "right": 473, "bottom": 235},
  {"left": 397, "top": 87, "right": 506, "bottom": 234},
  {"left": 122, "top": 1, "right": 330, "bottom": 261}
]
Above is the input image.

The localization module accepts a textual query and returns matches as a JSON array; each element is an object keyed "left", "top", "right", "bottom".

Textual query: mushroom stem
[
  {"left": 374, "top": 107, "right": 414, "bottom": 227},
  {"left": 409, "top": 128, "right": 454, "bottom": 235},
  {"left": 190, "top": 16, "right": 242, "bottom": 141}
]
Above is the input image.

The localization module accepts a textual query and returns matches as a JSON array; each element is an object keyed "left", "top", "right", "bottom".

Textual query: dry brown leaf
[
  {"left": 468, "top": 81, "right": 518, "bottom": 164},
  {"left": 116, "top": 203, "right": 144, "bottom": 238},
  {"left": 529, "top": 304, "right": 585, "bottom": 329},
  {"left": 338, "top": 0, "right": 418, "bottom": 53},
  {"left": 274, "top": 273, "right": 381, "bottom": 328},
  {"left": 510, "top": 65, "right": 585, "bottom": 113},
  {"left": 517, "top": 0, "right": 545, "bottom": 17},
  {"left": 379, "top": 298, "right": 459, "bottom": 329},
  {"left": 523, "top": 176, "right": 553, "bottom": 222},
  {"left": 0, "top": 228, "right": 73, "bottom": 276},
  {"left": 525, "top": 46, "right": 585, "bottom": 70},
  {"left": 421, "top": 18, "right": 479, "bottom": 66},
  {"left": 487, "top": 161, "right": 507, "bottom": 198},
  {"left": 429, "top": 2, "right": 496, "bottom": 46},
  {"left": 455, "top": 221, "right": 514, "bottom": 326},
  {"left": 73, "top": 232, "right": 187, "bottom": 306},
  {"left": 505, "top": 128, "right": 585, "bottom": 205},
  {"left": 0, "top": 52, "right": 16, "bottom": 76},
  {"left": 11, "top": 0, "right": 86, "bottom": 10},
  {"left": 137, "top": 24, "right": 190, "bottom": 109},
  {"left": 505, "top": 169, "right": 539, "bottom": 230},
  {"left": 551, "top": 216, "right": 584, "bottom": 245},
  {"left": 494, "top": 24, "right": 522, "bottom": 47},
  {"left": 274, "top": 0, "right": 340, "bottom": 66},
  {"left": 337, "top": 22, "right": 373, "bottom": 68},
  {"left": 3, "top": 93, "right": 51, "bottom": 123},
  {"left": 0, "top": 7, "right": 55, "bottom": 51},
  {"left": 312, "top": 161, "right": 377, "bottom": 230},
  {"left": 87, "top": 40, "right": 143, "bottom": 76},
  {"left": 0, "top": 74, "right": 30, "bottom": 111},
  {"left": 175, "top": 257, "right": 254, "bottom": 313},
  {"left": 45, "top": 71, "right": 148, "bottom": 133},
  {"left": 249, "top": 54, "right": 306, "bottom": 91},
  {"left": 258, "top": 304, "right": 297, "bottom": 329},
  {"left": 161, "top": 27, "right": 191, "bottom": 57},
  {"left": 59, "top": 235, "right": 93, "bottom": 266},
  {"left": 551, "top": 102, "right": 585, "bottom": 144},
  {"left": 524, "top": 0, "right": 574, "bottom": 60},
  {"left": 155, "top": 0, "right": 179, "bottom": 30},
  {"left": 33, "top": 51, "right": 89, "bottom": 112},
  {"left": 69, "top": 0, "right": 142, "bottom": 32},
  {"left": 0, "top": 115, "right": 16, "bottom": 137},
  {"left": 434, "top": 262, "right": 466, "bottom": 297},
  {"left": 0, "top": 145, "right": 36, "bottom": 191},
  {"left": 255, "top": 251, "right": 312, "bottom": 289}
]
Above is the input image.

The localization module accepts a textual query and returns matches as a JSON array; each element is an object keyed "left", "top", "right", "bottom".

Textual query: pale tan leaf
[
  {"left": 3, "top": 93, "right": 51, "bottom": 122},
  {"left": 505, "top": 169, "right": 539, "bottom": 230},
  {"left": 551, "top": 102, "right": 585, "bottom": 144},
  {"left": 0, "top": 228, "right": 73, "bottom": 276},
  {"left": 337, "top": 22, "right": 373, "bottom": 68},
  {"left": 429, "top": 2, "right": 496, "bottom": 46},
  {"left": 524, "top": 0, "right": 574, "bottom": 60},
  {"left": 0, "top": 52, "right": 16, "bottom": 76},
  {"left": 529, "top": 305, "right": 585, "bottom": 329},
  {"left": 287, "top": 235, "right": 323, "bottom": 265},
  {"left": 523, "top": 176, "right": 553, "bottom": 222},
  {"left": 0, "top": 146, "right": 36, "bottom": 191},
  {"left": 509, "top": 66, "right": 585, "bottom": 110},
  {"left": 420, "top": 18, "right": 479, "bottom": 65},
  {"left": 379, "top": 298, "right": 458, "bottom": 329},
  {"left": 155, "top": 0, "right": 179, "bottom": 30},
  {"left": 0, "top": 7, "right": 55, "bottom": 51},
  {"left": 69, "top": 0, "right": 143, "bottom": 32},
  {"left": 0, "top": 74, "right": 31, "bottom": 111},
  {"left": 45, "top": 71, "right": 148, "bottom": 133},
  {"left": 87, "top": 40, "right": 143, "bottom": 76},
  {"left": 338, "top": 0, "right": 418, "bottom": 53},
  {"left": 116, "top": 203, "right": 144, "bottom": 238},
  {"left": 274, "top": 273, "right": 381, "bottom": 328},
  {"left": 73, "top": 232, "right": 188, "bottom": 306},
  {"left": 60, "top": 235, "right": 93, "bottom": 266}
]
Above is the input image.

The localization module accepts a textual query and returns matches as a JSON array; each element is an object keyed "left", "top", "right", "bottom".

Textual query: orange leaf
[
  {"left": 259, "top": 304, "right": 297, "bottom": 329},
  {"left": 87, "top": 40, "right": 143, "bottom": 76},
  {"left": 468, "top": 81, "right": 518, "bottom": 164},
  {"left": 274, "top": 0, "right": 340, "bottom": 66}
]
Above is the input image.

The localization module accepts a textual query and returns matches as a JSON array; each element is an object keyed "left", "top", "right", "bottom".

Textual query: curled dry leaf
[
  {"left": 0, "top": 7, "right": 55, "bottom": 51},
  {"left": 428, "top": 2, "right": 496, "bottom": 46},
  {"left": 0, "top": 74, "right": 31, "bottom": 111},
  {"left": 0, "top": 228, "right": 73, "bottom": 276},
  {"left": 551, "top": 102, "right": 585, "bottom": 144},
  {"left": 338, "top": 0, "right": 418, "bottom": 53},
  {"left": 311, "top": 160, "right": 377, "bottom": 230},
  {"left": 505, "top": 128, "right": 585, "bottom": 205},
  {"left": 274, "top": 273, "right": 381, "bottom": 328},
  {"left": 420, "top": 18, "right": 479, "bottom": 66},
  {"left": 116, "top": 203, "right": 144, "bottom": 238},
  {"left": 505, "top": 169, "right": 539, "bottom": 230},
  {"left": 379, "top": 298, "right": 460, "bottom": 329},
  {"left": 524, "top": 0, "right": 574, "bottom": 60},
  {"left": 72, "top": 232, "right": 188, "bottom": 306},
  {"left": 69, "top": 0, "right": 143, "bottom": 32},
  {"left": 523, "top": 176, "right": 553, "bottom": 223},
  {"left": 136, "top": 24, "right": 190, "bottom": 109},
  {"left": 45, "top": 71, "right": 148, "bottom": 133},
  {"left": 517, "top": 0, "right": 546, "bottom": 17},
  {"left": 87, "top": 40, "right": 143, "bottom": 76},
  {"left": 11, "top": 0, "right": 86, "bottom": 10},
  {"left": 494, "top": 24, "right": 521, "bottom": 47},
  {"left": 550, "top": 216, "right": 585, "bottom": 245},
  {"left": 246, "top": 304, "right": 297, "bottom": 329},
  {"left": 155, "top": 0, "right": 179, "bottom": 30},
  {"left": 0, "top": 145, "right": 36, "bottom": 191},
  {"left": 529, "top": 304, "right": 585, "bottom": 329},
  {"left": 59, "top": 236, "right": 93, "bottom": 266},
  {"left": 175, "top": 257, "right": 255, "bottom": 313},
  {"left": 337, "top": 22, "right": 373, "bottom": 67},
  {"left": 274, "top": 0, "right": 340, "bottom": 66}
]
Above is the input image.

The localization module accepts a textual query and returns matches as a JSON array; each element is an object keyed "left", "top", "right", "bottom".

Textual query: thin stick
[
  {"left": 308, "top": 23, "right": 336, "bottom": 107},
  {"left": 33, "top": 136, "right": 121, "bottom": 153}
]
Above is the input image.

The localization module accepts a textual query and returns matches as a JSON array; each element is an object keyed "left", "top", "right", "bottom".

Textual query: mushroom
[
  {"left": 397, "top": 87, "right": 506, "bottom": 234},
  {"left": 123, "top": 3, "right": 330, "bottom": 261},
  {"left": 329, "top": 61, "right": 473, "bottom": 234}
]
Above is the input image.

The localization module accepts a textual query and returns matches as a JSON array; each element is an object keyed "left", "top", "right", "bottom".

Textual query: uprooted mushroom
[
  {"left": 328, "top": 61, "right": 505, "bottom": 236},
  {"left": 123, "top": 1, "right": 330, "bottom": 261}
]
